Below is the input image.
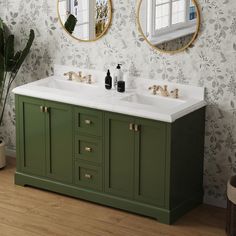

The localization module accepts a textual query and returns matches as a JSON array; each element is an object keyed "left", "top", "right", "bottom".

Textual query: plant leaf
[
  {"left": 0, "top": 18, "right": 5, "bottom": 56},
  {"left": 64, "top": 14, "right": 77, "bottom": 34},
  {"left": 5, "top": 34, "right": 15, "bottom": 71},
  {"left": 12, "top": 29, "right": 35, "bottom": 74},
  {"left": 0, "top": 53, "right": 4, "bottom": 91},
  {"left": 13, "top": 51, "right": 22, "bottom": 63}
]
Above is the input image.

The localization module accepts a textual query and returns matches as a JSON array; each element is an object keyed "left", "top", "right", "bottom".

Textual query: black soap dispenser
[{"left": 105, "top": 70, "right": 112, "bottom": 90}]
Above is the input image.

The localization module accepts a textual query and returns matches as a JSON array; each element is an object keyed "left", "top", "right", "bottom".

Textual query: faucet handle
[
  {"left": 148, "top": 85, "right": 157, "bottom": 95},
  {"left": 148, "top": 85, "right": 158, "bottom": 90},
  {"left": 87, "top": 75, "right": 92, "bottom": 84},
  {"left": 170, "top": 88, "right": 179, "bottom": 99},
  {"left": 64, "top": 71, "right": 73, "bottom": 81},
  {"left": 148, "top": 86, "right": 153, "bottom": 90}
]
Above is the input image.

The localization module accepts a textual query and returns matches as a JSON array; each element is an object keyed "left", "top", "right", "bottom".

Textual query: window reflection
[{"left": 58, "top": 0, "right": 110, "bottom": 40}]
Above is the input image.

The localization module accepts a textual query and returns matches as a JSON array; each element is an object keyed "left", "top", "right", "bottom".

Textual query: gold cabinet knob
[
  {"left": 85, "top": 174, "right": 92, "bottom": 179},
  {"left": 85, "top": 119, "right": 92, "bottom": 125},
  {"left": 40, "top": 106, "right": 44, "bottom": 112},
  {"left": 129, "top": 123, "right": 134, "bottom": 131},
  {"left": 45, "top": 107, "right": 50, "bottom": 113},
  {"left": 85, "top": 147, "right": 92, "bottom": 152},
  {"left": 134, "top": 124, "right": 140, "bottom": 132}
]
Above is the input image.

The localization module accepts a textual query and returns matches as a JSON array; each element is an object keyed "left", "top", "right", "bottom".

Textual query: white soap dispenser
[{"left": 116, "top": 64, "right": 123, "bottom": 82}]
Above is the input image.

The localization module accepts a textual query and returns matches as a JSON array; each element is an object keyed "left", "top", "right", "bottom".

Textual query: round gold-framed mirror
[
  {"left": 137, "top": 0, "right": 200, "bottom": 54},
  {"left": 57, "top": 0, "right": 112, "bottom": 42}
]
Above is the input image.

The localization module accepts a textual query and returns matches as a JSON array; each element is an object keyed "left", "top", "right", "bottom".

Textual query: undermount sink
[
  {"left": 37, "top": 78, "right": 97, "bottom": 92},
  {"left": 121, "top": 94, "right": 185, "bottom": 110},
  {"left": 36, "top": 78, "right": 105, "bottom": 98}
]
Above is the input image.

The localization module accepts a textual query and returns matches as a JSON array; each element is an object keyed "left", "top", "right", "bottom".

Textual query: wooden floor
[{"left": 0, "top": 157, "right": 226, "bottom": 236}]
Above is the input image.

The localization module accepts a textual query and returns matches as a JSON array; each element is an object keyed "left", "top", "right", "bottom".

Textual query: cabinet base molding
[{"left": 15, "top": 172, "right": 202, "bottom": 224}]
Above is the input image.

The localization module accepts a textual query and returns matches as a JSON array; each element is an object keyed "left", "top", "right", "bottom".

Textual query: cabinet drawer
[
  {"left": 75, "top": 136, "right": 102, "bottom": 164},
  {"left": 74, "top": 107, "right": 102, "bottom": 137},
  {"left": 74, "top": 162, "right": 102, "bottom": 191}
]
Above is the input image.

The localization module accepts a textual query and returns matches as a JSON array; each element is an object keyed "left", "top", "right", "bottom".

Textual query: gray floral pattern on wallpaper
[
  {"left": 156, "top": 33, "right": 195, "bottom": 51},
  {"left": 0, "top": 0, "right": 236, "bottom": 207}
]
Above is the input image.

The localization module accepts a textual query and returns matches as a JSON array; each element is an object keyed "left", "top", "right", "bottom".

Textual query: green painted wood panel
[
  {"left": 15, "top": 95, "right": 21, "bottom": 171},
  {"left": 134, "top": 118, "right": 166, "bottom": 207},
  {"left": 45, "top": 101, "right": 73, "bottom": 184},
  {"left": 74, "top": 107, "right": 103, "bottom": 137},
  {"left": 169, "top": 108, "right": 205, "bottom": 210},
  {"left": 75, "top": 135, "right": 102, "bottom": 164},
  {"left": 104, "top": 113, "right": 135, "bottom": 199},
  {"left": 18, "top": 96, "right": 46, "bottom": 176},
  {"left": 74, "top": 161, "right": 102, "bottom": 191}
]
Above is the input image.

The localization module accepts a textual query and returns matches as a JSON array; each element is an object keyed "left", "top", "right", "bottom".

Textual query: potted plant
[
  {"left": 64, "top": 14, "right": 77, "bottom": 35},
  {"left": 0, "top": 18, "right": 35, "bottom": 168}
]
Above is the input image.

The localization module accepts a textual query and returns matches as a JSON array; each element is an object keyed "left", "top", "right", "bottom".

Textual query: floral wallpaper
[
  {"left": 156, "top": 33, "right": 195, "bottom": 51},
  {"left": 0, "top": 0, "right": 236, "bottom": 208}
]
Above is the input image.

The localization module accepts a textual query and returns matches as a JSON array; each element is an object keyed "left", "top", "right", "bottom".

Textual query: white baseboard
[{"left": 6, "top": 147, "right": 16, "bottom": 158}]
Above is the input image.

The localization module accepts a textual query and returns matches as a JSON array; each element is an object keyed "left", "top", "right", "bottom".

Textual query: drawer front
[
  {"left": 74, "top": 107, "right": 103, "bottom": 137},
  {"left": 75, "top": 136, "right": 102, "bottom": 164},
  {"left": 74, "top": 162, "right": 102, "bottom": 191}
]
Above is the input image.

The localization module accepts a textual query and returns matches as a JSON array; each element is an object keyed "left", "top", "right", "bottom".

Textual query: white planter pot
[{"left": 0, "top": 141, "right": 6, "bottom": 169}]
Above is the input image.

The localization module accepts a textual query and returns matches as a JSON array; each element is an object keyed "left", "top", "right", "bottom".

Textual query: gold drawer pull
[
  {"left": 85, "top": 119, "right": 92, "bottom": 125},
  {"left": 85, "top": 147, "right": 92, "bottom": 152},
  {"left": 85, "top": 174, "right": 92, "bottom": 179},
  {"left": 40, "top": 106, "right": 44, "bottom": 112}
]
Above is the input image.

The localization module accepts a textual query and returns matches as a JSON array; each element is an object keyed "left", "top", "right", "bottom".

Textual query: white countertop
[{"left": 12, "top": 65, "right": 206, "bottom": 123}]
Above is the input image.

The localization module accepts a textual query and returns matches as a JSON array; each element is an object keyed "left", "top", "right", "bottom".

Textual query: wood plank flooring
[{"left": 0, "top": 157, "right": 227, "bottom": 236}]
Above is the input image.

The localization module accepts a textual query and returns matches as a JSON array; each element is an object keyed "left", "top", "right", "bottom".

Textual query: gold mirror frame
[
  {"left": 136, "top": 0, "right": 201, "bottom": 54},
  {"left": 57, "top": 0, "right": 113, "bottom": 42}
]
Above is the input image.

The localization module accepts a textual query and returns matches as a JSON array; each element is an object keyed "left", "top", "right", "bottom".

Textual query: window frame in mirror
[
  {"left": 57, "top": 0, "right": 113, "bottom": 42},
  {"left": 137, "top": 0, "right": 201, "bottom": 54}
]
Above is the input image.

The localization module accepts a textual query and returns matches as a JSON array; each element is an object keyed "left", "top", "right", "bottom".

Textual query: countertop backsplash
[{"left": 0, "top": 0, "right": 236, "bottom": 208}]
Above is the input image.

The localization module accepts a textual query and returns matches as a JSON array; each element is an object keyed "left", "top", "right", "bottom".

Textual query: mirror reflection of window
[
  {"left": 58, "top": 0, "right": 68, "bottom": 24},
  {"left": 155, "top": 0, "right": 170, "bottom": 30},
  {"left": 96, "top": 0, "right": 109, "bottom": 37},
  {"left": 74, "top": 0, "right": 91, "bottom": 40},
  {"left": 140, "top": 0, "right": 197, "bottom": 46},
  {"left": 59, "top": 0, "right": 109, "bottom": 40}
]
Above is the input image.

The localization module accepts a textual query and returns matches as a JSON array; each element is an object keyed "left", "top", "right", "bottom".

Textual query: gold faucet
[
  {"left": 157, "top": 85, "right": 170, "bottom": 97},
  {"left": 64, "top": 71, "right": 81, "bottom": 81},
  {"left": 148, "top": 85, "right": 170, "bottom": 97},
  {"left": 64, "top": 71, "right": 93, "bottom": 84}
]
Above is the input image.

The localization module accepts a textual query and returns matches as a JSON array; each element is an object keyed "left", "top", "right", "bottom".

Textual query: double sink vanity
[{"left": 13, "top": 65, "right": 206, "bottom": 224}]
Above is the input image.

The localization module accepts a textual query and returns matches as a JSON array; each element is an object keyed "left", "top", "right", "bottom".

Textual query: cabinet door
[
  {"left": 105, "top": 113, "right": 135, "bottom": 198},
  {"left": 134, "top": 118, "right": 166, "bottom": 207},
  {"left": 18, "top": 96, "right": 46, "bottom": 176},
  {"left": 45, "top": 101, "right": 73, "bottom": 184}
]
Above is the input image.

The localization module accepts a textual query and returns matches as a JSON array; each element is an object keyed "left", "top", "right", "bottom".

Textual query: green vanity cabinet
[
  {"left": 15, "top": 95, "right": 205, "bottom": 224},
  {"left": 17, "top": 97, "right": 46, "bottom": 176},
  {"left": 134, "top": 118, "right": 166, "bottom": 207},
  {"left": 16, "top": 96, "right": 73, "bottom": 184},
  {"left": 44, "top": 100, "right": 73, "bottom": 183},
  {"left": 104, "top": 113, "right": 135, "bottom": 199},
  {"left": 73, "top": 107, "right": 103, "bottom": 191},
  {"left": 104, "top": 113, "right": 166, "bottom": 207}
]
